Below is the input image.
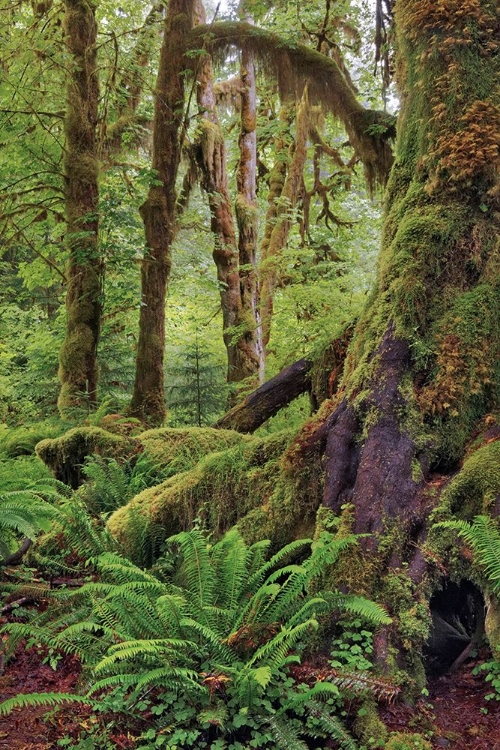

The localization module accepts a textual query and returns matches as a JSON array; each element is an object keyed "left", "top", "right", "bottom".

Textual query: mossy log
[
  {"left": 35, "top": 425, "right": 243, "bottom": 489},
  {"left": 215, "top": 357, "right": 312, "bottom": 432},
  {"left": 36, "top": 427, "right": 136, "bottom": 488},
  {"left": 107, "top": 430, "right": 319, "bottom": 558}
]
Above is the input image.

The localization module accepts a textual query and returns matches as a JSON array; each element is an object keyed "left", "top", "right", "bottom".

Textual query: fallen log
[{"left": 215, "top": 358, "right": 312, "bottom": 433}]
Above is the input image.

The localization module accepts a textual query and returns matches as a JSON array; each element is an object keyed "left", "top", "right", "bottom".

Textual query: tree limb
[
  {"left": 215, "top": 358, "right": 312, "bottom": 433},
  {"left": 187, "top": 22, "right": 395, "bottom": 188}
]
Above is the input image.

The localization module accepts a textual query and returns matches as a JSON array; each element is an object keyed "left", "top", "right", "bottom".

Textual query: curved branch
[
  {"left": 187, "top": 22, "right": 395, "bottom": 188},
  {"left": 2, "top": 537, "right": 32, "bottom": 566}
]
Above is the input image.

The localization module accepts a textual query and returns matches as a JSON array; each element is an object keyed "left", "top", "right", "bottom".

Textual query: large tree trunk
[
  {"left": 129, "top": 0, "right": 195, "bottom": 426},
  {"left": 294, "top": 0, "right": 500, "bottom": 688},
  {"left": 57, "top": 0, "right": 102, "bottom": 417}
]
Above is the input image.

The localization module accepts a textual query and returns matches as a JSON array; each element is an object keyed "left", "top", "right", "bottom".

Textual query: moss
[
  {"left": 485, "top": 596, "right": 500, "bottom": 651},
  {"left": 435, "top": 439, "right": 500, "bottom": 519},
  {"left": 139, "top": 427, "right": 246, "bottom": 475},
  {"left": 36, "top": 427, "right": 135, "bottom": 488},
  {"left": 385, "top": 732, "right": 432, "bottom": 750},
  {"left": 353, "top": 699, "right": 387, "bottom": 748},
  {"left": 107, "top": 430, "right": 298, "bottom": 558}
]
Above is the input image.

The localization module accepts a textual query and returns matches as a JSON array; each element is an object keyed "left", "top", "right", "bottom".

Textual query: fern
[
  {"left": 0, "top": 489, "right": 60, "bottom": 562},
  {"left": 305, "top": 700, "right": 358, "bottom": 750},
  {"left": 435, "top": 516, "right": 500, "bottom": 593},
  {"left": 1, "top": 525, "right": 391, "bottom": 749},
  {"left": 267, "top": 715, "right": 310, "bottom": 750},
  {"left": 0, "top": 692, "right": 94, "bottom": 716}
]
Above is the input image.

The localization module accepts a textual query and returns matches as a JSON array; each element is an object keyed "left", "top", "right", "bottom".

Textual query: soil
[
  {"left": 1, "top": 616, "right": 500, "bottom": 748},
  {"left": 381, "top": 653, "right": 500, "bottom": 749}
]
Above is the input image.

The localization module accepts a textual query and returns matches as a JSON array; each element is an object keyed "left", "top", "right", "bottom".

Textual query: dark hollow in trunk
[{"left": 424, "top": 579, "right": 485, "bottom": 676}]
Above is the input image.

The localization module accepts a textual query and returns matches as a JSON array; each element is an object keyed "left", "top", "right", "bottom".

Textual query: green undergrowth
[
  {"left": 0, "top": 421, "right": 71, "bottom": 459},
  {"left": 36, "top": 427, "right": 136, "bottom": 488}
]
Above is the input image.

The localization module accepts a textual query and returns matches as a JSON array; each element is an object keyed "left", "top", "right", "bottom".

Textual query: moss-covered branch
[{"left": 187, "top": 22, "right": 395, "bottom": 189}]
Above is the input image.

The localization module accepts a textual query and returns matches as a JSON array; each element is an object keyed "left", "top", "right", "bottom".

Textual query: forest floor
[{"left": 1, "top": 616, "right": 500, "bottom": 749}]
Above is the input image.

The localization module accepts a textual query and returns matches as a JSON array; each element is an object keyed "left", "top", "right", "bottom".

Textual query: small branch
[{"left": 1, "top": 538, "right": 32, "bottom": 566}]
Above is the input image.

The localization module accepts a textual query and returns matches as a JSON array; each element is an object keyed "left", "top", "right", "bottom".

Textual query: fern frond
[
  {"left": 266, "top": 715, "right": 309, "bottom": 750},
  {"left": 169, "top": 529, "right": 215, "bottom": 612},
  {"left": 180, "top": 617, "right": 234, "bottom": 662},
  {"left": 248, "top": 619, "right": 318, "bottom": 670},
  {"left": 321, "top": 592, "right": 391, "bottom": 625},
  {"left": 0, "top": 692, "right": 93, "bottom": 717},
  {"left": 246, "top": 539, "right": 312, "bottom": 594},
  {"left": 305, "top": 700, "right": 358, "bottom": 750},
  {"left": 436, "top": 517, "right": 500, "bottom": 593}
]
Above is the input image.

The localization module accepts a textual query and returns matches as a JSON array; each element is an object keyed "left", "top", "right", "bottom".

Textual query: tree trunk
[
  {"left": 194, "top": 2, "right": 260, "bottom": 391},
  {"left": 294, "top": 0, "right": 500, "bottom": 686},
  {"left": 129, "top": 0, "right": 195, "bottom": 426},
  {"left": 260, "top": 91, "right": 309, "bottom": 353},
  {"left": 235, "top": 45, "right": 263, "bottom": 383},
  {"left": 57, "top": 0, "right": 102, "bottom": 417}
]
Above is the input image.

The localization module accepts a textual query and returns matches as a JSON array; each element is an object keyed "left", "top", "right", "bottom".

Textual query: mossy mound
[
  {"left": 0, "top": 422, "right": 70, "bottom": 459},
  {"left": 35, "top": 425, "right": 244, "bottom": 491},
  {"left": 139, "top": 427, "right": 245, "bottom": 476},
  {"left": 36, "top": 427, "right": 136, "bottom": 488},
  {"left": 107, "top": 430, "right": 313, "bottom": 558},
  {"left": 437, "top": 439, "right": 500, "bottom": 519}
]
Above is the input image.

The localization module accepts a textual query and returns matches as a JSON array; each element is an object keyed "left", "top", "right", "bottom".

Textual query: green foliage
[
  {"left": 0, "top": 478, "right": 66, "bottom": 563},
  {"left": 80, "top": 453, "right": 170, "bottom": 515},
  {"left": 385, "top": 733, "right": 432, "bottom": 750},
  {"left": 0, "top": 421, "right": 69, "bottom": 459},
  {"left": 330, "top": 619, "right": 375, "bottom": 672},
  {"left": 1, "top": 527, "right": 390, "bottom": 748},
  {"left": 165, "top": 337, "right": 228, "bottom": 427},
  {"left": 434, "top": 516, "right": 500, "bottom": 595}
]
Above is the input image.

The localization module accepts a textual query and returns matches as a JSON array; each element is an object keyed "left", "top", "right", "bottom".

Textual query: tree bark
[
  {"left": 235, "top": 44, "right": 263, "bottom": 383},
  {"left": 215, "top": 357, "right": 312, "bottom": 432},
  {"left": 194, "top": 2, "right": 260, "bottom": 390},
  {"left": 57, "top": 0, "right": 102, "bottom": 417},
  {"left": 129, "top": 0, "right": 195, "bottom": 426}
]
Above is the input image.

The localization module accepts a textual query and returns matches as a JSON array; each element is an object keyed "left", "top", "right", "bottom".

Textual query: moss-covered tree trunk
[
  {"left": 235, "top": 45, "right": 263, "bottom": 383},
  {"left": 129, "top": 0, "right": 195, "bottom": 426},
  {"left": 194, "top": 2, "right": 260, "bottom": 390},
  {"left": 57, "top": 0, "right": 102, "bottom": 417},
  {"left": 295, "top": 0, "right": 500, "bottom": 686},
  {"left": 260, "top": 92, "right": 309, "bottom": 353}
]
